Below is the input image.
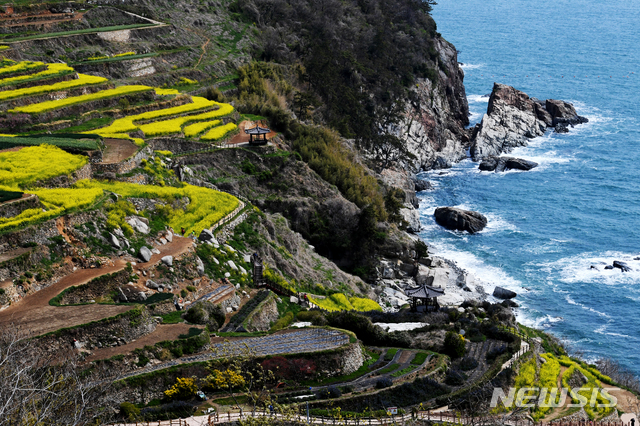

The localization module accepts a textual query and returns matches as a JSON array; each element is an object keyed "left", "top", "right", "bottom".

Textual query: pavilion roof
[
  {"left": 404, "top": 284, "right": 445, "bottom": 299},
  {"left": 245, "top": 125, "right": 271, "bottom": 135}
]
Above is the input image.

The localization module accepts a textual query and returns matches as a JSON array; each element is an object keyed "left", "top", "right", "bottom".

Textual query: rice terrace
[{"left": 0, "top": 1, "right": 638, "bottom": 425}]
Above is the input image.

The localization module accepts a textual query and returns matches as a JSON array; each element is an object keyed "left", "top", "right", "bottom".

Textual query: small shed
[
  {"left": 404, "top": 279, "right": 444, "bottom": 312},
  {"left": 245, "top": 125, "right": 270, "bottom": 145}
]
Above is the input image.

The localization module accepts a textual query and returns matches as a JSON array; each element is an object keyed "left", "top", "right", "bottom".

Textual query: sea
[{"left": 423, "top": 0, "right": 640, "bottom": 374}]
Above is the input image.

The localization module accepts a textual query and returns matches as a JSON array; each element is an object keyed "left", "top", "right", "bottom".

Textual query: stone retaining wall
[
  {"left": 35, "top": 305, "right": 157, "bottom": 355},
  {"left": 0, "top": 194, "right": 41, "bottom": 218},
  {"left": 244, "top": 293, "right": 279, "bottom": 332},
  {"left": 93, "top": 145, "right": 152, "bottom": 175}
]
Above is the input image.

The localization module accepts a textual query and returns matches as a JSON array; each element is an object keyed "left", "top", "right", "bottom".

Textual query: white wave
[
  {"left": 482, "top": 212, "right": 519, "bottom": 234},
  {"left": 520, "top": 313, "right": 564, "bottom": 329},
  {"left": 538, "top": 251, "right": 640, "bottom": 287},
  {"left": 594, "top": 322, "right": 634, "bottom": 339},
  {"left": 565, "top": 295, "right": 611, "bottom": 319},
  {"left": 460, "top": 63, "right": 484, "bottom": 70},
  {"left": 467, "top": 94, "right": 490, "bottom": 104}
]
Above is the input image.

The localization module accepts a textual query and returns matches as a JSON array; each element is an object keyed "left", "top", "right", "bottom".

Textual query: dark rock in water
[
  {"left": 555, "top": 123, "right": 570, "bottom": 133},
  {"left": 414, "top": 179, "right": 433, "bottom": 192},
  {"left": 634, "top": 257, "right": 640, "bottom": 261},
  {"left": 613, "top": 260, "right": 631, "bottom": 272},
  {"left": 546, "top": 99, "right": 589, "bottom": 127},
  {"left": 493, "top": 286, "right": 517, "bottom": 300},
  {"left": 532, "top": 98, "right": 554, "bottom": 127},
  {"left": 501, "top": 299, "right": 519, "bottom": 308},
  {"left": 590, "top": 265, "right": 598, "bottom": 270},
  {"left": 434, "top": 207, "right": 488, "bottom": 234},
  {"left": 479, "top": 156, "right": 538, "bottom": 172},
  {"left": 432, "top": 157, "right": 452, "bottom": 170},
  {"left": 604, "top": 265, "right": 615, "bottom": 270}
]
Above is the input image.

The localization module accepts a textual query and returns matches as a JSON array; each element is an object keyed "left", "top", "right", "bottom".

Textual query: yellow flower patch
[
  {"left": 0, "top": 145, "right": 88, "bottom": 189},
  {"left": 0, "top": 73, "right": 107, "bottom": 101},
  {"left": 0, "top": 60, "right": 45, "bottom": 77},
  {"left": 183, "top": 120, "right": 221, "bottom": 137},
  {"left": 10, "top": 84, "right": 152, "bottom": 114},
  {"left": 0, "top": 63, "right": 74, "bottom": 87},
  {"left": 200, "top": 122, "right": 238, "bottom": 141}
]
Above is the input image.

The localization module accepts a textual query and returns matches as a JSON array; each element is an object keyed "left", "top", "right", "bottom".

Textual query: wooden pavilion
[
  {"left": 404, "top": 277, "right": 445, "bottom": 312},
  {"left": 245, "top": 125, "right": 270, "bottom": 145}
]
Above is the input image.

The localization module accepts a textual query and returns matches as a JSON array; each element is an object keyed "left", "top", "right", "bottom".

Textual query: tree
[
  {"left": 0, "top": 326, "right": 117, "bottom": 425},
  {"left": 205, "top": 342, "right": 276, "bottom": 416},
  {"left": 164, "top": 377, "right": 198, "bottom": 401}
]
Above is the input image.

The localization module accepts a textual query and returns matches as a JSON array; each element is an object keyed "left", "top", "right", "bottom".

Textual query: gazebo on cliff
[
  {"left": 245, "top": 125, "right": 270, "bottom": 146},
  {"left": 404, "top": 277, "right": 445, "bottom": 312}
]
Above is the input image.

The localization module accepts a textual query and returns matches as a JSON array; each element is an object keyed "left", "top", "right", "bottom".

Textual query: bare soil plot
[
  {"left": 101, "top": 138, "right": 139, "bottom": 164},
  {"left": 0, "top": 236, "right": 194, "bottom": 336},
  {"left": 85, "top": 323, "right": 203, "bottom": 362}
]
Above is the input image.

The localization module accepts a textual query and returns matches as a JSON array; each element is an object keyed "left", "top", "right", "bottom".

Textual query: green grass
[
  {"left": 0, "top": 190, "right": 22, "bottom": 203},
  {"left": 0, "top": 24, "right": 157, "bottom": 42},
  {"left": 410, "top": 352, "right": 431, "bottom": 365},
  {"left": 0, "top": 135, "right": 100, "bottom": 151},
  {"left": 160, "top": 311, "right": 183, "bottom": 324},
  {"left": 390, "top": 365, "right": 417, "bottom": 378},
  {"left": 52, "top": 117, "right": 113, "bottom": 134},
  {"left": 377, "top": 363, "right": 400, "bottom": 375},
  {"left": 384, "top": 348, "right": 399, "bottom": 361}
]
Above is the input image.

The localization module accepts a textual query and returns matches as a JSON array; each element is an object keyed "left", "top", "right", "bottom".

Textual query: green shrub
[
  {"left": 120, "top": 402, "right": 141, "bottom": 421},
  {"left": 271, "top": 312, "right": 294, "bottom": 332},
  {"left": 444, "top": 331, "right": 466, "bottom": 359}
]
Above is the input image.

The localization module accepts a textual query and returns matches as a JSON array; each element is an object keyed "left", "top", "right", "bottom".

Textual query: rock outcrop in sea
[
  {"left": 434, "top": 207, "right": 488, "bottom": 234},
  {"left": 470, "top": 83, "right": 588, "bottom": 160},
  {"left": 479, "top": 156, "right": 538, "bottom": 172}
]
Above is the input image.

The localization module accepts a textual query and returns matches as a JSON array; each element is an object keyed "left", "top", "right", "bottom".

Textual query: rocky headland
[{"left": 469, "top": 83, "right": 588, "bottom": 161}]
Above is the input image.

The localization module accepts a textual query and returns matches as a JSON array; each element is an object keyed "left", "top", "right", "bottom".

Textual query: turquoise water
[{"left": 424, "top": 0, "right": 640, "bottom": 373}]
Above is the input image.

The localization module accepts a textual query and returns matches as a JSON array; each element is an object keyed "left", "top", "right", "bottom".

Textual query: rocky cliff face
[{"left": 400, "top": 37, "right": 470, "bottom": 171}]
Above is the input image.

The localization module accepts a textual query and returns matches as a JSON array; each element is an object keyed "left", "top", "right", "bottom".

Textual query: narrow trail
[
  {"left": 0, "top": 236, "right": 194, "bottom": 336},
  {"left": 195, "top": 36, "right": 211, "bottom": 69}
]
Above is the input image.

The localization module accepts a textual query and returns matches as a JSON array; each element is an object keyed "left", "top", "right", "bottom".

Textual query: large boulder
[
  {"left": 161, "top": 255, "right": 173, "bottom": 267},
  {"left": 126, "top": 216, "right": 150, "bottom": 234},
  {"left": 196, "top": 256, "right": 205, "bottom": 275},
  {"left": 198, "top": 229, "right": 218, "bottom": 245},
  {"left": 479, "top": 156, "right": 538, "bottom": 172},
  {"left": 434, "top": 207, "right": 487, "bottom": 234},
  {"left": 399, "top": 207, "right": 421, "bottom": 233},
  {"left": 613, "top": 260, "right": 631, "bottom": 272},
  {"left": 545, "top": 99, "right": 589, "bottom": 126},
  {"left": 493, "top": 286, "right": 517, "bottom": 300},
  {"left": 139, "top": 246, "right": 152, "bottom": 262}
]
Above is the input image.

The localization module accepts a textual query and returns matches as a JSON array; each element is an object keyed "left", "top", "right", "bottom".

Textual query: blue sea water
[{"left": 424, "top": 0, "right": 640, "bottom": 373}]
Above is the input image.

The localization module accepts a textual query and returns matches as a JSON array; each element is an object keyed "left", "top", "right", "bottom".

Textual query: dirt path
[
  {"left": 85, "top": 323, "right": 203, "bottom": 362},
  {"left": 0, "top": 246, "right": 32, "bottom": 263},
  {"left": 195, "top": 37, "right": 210, "bottom": 69},
  {"left": 101, "top": 138, "right": 139, "bottom": 164},
  {"left": 0, "top": 236, "right": 194, "bottom": 336}
]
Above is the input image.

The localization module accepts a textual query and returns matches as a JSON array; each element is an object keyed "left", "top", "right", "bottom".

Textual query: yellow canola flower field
[
  {"left": 0, "top": 63, "right": 74, "bottom": 87},
  {"left": 155, "top": 88, "right": 180, "bottom": 96},
  {"left": 201, "top": 122, "right": 238, "bottom": 141},
  {"left": 308, "top": 293, "right": 382, "bottom": 312},
  {"left": 138, "top": 105, "right": 233, "bottom": 137},
  {"left": 183, "top": 120, "right": 221, "bottom": 137},
  {"left": 0, "top": 73, "right": 107, "bottom": 101},
  {"left": 88, "top": 97, "right": 234, "bottom": 140},
  {"left": 0, "top": 187, "right": 103, "bottom": 232},
  {"left": 0, "top": 60, "right": 45, "bottom": 77},
  {"left": 75, "top": 180, "right": 239, "bottom": 236},
  {"left": 0, "top": 145, "right": 87, "bottom": 188},
  {"left": 11, "top": 85, "right": 153, "bottom": 114},
  {"left": 87, "top": 96, "right": 217, "bottom": 136}
]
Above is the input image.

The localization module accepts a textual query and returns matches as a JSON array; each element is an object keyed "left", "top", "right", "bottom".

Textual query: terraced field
[{"left": 0, "top": 59, "right": 238, "bottom": 145}]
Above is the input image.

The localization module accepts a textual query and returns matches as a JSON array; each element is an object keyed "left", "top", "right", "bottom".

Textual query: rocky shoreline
[{"left": 375, "top": 80, "right": 589, "bottom": 312}]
